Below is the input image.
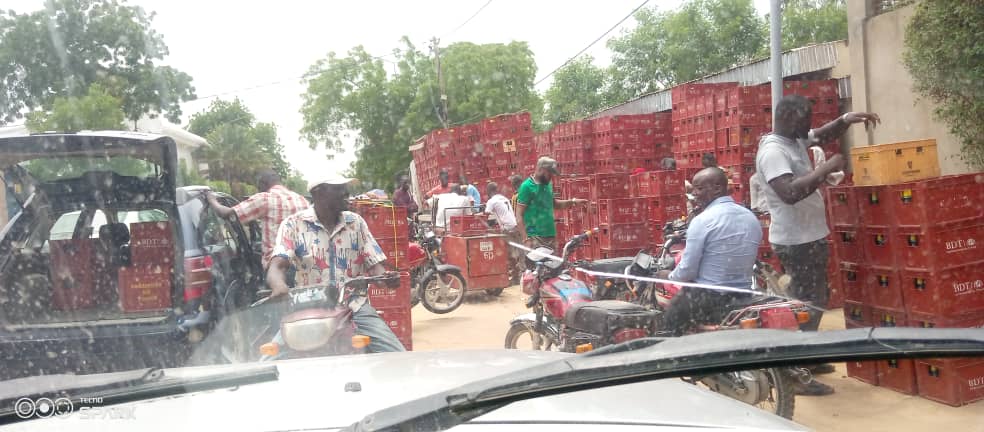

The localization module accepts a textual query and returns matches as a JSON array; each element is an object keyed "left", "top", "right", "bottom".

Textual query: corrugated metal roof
[{"left": 590, "top": 41, "right": 849, "bottom": 118}]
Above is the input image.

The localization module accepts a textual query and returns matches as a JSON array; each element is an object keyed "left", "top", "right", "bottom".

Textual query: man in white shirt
[
  {"left": 429, "top": 185, "right": 474, "bottom": 232},
  {"left": 484, "top": 182, "right": 521, "bottom": 283}
]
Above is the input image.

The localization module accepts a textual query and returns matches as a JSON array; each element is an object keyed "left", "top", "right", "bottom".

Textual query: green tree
[
  {"left": 300, "top": 39, "right": 542, "bottom": 189},
  {"left": 607, "top": 0, "right": 766, "bottom": 100},
  {"left": 779, "top": 0, "right": 848, "bottom": 48},
  {"left": 544, "top": 56, "right": 611, "bottom": 125},
  {"left": 0, "top": 0, "right": 195, "bottom": 124},
  {"left": 189, "top": 98, "right": 306, "bottom": 191},
  {"left": 25, "top": 83, "right": 125, "bottom": 131},
  {"left": 903, "top": 0, "right": 984, "bottom": 168}
]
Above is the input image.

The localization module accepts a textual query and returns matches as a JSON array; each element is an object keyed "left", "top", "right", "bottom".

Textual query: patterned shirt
[
  {"left": 271, "top": 208, "right": 387, "bottom": 311},
  {"left": 233, "top": 185, "right": 310, "bottom": 267}
]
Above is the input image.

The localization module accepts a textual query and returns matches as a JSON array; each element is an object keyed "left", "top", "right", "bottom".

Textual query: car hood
[
  {"left": 0, "top": 131, "right": 179, "bottom": 207},
  {"left": 2, "top": 350, "right": 806, "bottom": 431}
]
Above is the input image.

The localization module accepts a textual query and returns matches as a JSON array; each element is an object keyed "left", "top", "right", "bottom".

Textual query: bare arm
[
  {"left": 207, "top": 192, "right": 237, "bottom": 219},
  {"left": 554, "top": 198, "right": 586, "bottom": 209},
  {"left": 812, "top": 112, "right": 882, "bottom": 145},
  {"left": 515, "top": 203, "right": 528, "bottom": 242},
  {"left": 768, "top": 154, "right": 845, "bottom": 205},
  {"left": 266, "top": 256, "right": 291, "bottom": 297}
]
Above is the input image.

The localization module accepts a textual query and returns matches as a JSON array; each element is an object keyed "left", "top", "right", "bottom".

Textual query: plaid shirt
[
  {"left": 271, "top": 209, "right": 387, "bottom": 311},
  {"left": 232, "top": 185, "right": 310, "bottom": 267}
]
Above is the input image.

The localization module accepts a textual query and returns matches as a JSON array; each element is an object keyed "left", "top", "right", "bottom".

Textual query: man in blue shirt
[
  {"left": 459, "top": 174, "right": 482, "bottom": 210},
  {"left": 657, "top": 167, "right": 762, "bottom": 336}
]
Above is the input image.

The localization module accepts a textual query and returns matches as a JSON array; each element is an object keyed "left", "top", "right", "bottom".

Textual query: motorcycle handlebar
[{"left": 251, "top": 272, "right": 402, "bottom": 307}]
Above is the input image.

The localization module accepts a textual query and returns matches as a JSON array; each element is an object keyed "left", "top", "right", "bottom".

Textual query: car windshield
[{"left": 0, "top": 0, "right": 982, "bottom": 431}]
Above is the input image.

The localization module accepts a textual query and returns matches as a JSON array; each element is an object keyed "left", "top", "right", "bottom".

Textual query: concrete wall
[{"left": 847, "top": 0, "right": 973, "bottom": 175}]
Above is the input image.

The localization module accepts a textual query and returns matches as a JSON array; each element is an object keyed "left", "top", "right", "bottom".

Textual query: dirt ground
[{"left": 411, "top": 286, "right": 984, "bottom": 432}]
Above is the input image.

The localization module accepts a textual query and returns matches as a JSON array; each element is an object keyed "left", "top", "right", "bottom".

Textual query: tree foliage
[
  {"left": 300, "top": 39, "right": 541, "bottom": 189},
  {"left": 544, "top": 56, "right": 611, "bottom": 125},
  {"left": 779, "top": 0, "right": 847, "bottom": 48},
  {"left": 903, "top": 0, "right": 984, "bottom": 168},
  {"left": 25, "top": 83, "right": 124, "bottom": 131},
  {"left": 607, "top": 0, "right": 766, "bottom": 100},
  {"left": 0, "top": 0, "right": 195, "bottom": 124},
  {"left": 189, "top": 98, "right": 307, "bottom": 193}
]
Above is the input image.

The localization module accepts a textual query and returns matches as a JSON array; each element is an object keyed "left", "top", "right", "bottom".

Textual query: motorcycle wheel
[
  {"left": 699, "top": 367, "right": 795, "bottom": 420},
  {"left": 504, "top": 322, "right": 558, "bottom": 351},
  {"left": 485, "top": 288, "right": 505, "bottom": 296},
  {"left": 420, "top": 271, "right": 467, "bottom": 314},
  {"left": 410, "top": 269, "right": 422, "bottom": 308}
]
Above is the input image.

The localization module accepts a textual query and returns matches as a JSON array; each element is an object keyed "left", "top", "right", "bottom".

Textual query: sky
[{"left": 8, "top": 0, "right": 773, "bottom": 183}]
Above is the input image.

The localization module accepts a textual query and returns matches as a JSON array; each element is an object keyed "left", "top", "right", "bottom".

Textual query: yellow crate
[{"left": 851, "top": 139, "right": 939, "bottom": 186}]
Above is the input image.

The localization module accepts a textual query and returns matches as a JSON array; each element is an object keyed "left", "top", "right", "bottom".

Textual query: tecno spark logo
[{"left": 13, "top": 397, "right": 136, "bottom": 420}]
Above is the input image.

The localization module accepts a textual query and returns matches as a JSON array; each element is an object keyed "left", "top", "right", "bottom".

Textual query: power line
[
  {"left": 442, "top": 0, "right": 493, "bottom": 39},
  {"left": 534, "top": 0, "right": 650, "bottom": 86}
]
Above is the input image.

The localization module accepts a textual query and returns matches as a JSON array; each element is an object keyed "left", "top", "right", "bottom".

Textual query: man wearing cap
[
  {"left": 207, "top": 170, "right": 310, "bottom": 269},
  {"left": 516, "top": 157, "right": 588, "bottom": 251},
  {"left": 266, "top": 176, "right": 405, "bottom": 353}
]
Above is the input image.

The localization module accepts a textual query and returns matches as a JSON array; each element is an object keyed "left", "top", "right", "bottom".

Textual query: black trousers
[
  {"left": 661, "top": 288, "right": 753, "bottom": 336},
  {"left": 773, "top": 239, "right": 829, "bottom": 331}
]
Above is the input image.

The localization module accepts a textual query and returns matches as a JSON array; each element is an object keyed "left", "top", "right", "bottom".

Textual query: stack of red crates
[
  {"left": 629, "top": 170, "right": 687, "bottom": 247},
  {"left": 593, "top": 113, "right": 672, "bottom": 174},
  {"left": 832, "top": 173, "right": 984, "bottom": 406},
  {"left": 552, "top": 119, "right": 595, "bottom": 175},
  {"left": 671, "top": 83, "right": 738, "bottom": 182}
]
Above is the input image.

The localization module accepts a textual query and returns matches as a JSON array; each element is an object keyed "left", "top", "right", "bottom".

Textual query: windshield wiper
[
  {"left": 0, "top": 365, "right": 279, "bottom": 425},
  {"left": 347, "top": 328, "right": 984, "bottom": 432}
]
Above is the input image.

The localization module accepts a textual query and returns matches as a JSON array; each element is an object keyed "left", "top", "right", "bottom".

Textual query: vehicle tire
[
  {"left": 485, "top": 288, "right": 505, "bottom": 296},
  {"left": 410, "top": 269, "right": 422, "bottom": 308},
  {"left": 420, "top": 271, "right": 466, "bottom": 314},
  {"left": 764, "top": 368, "right": 796, "bottom": 420},
  {"left": 504, "top": 321, "right": 557, "bottom": 351}
]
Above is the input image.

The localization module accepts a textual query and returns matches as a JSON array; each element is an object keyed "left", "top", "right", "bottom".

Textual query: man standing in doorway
[
  {"left": 207, "top": 170, "right": 309, "bottom": 269},
  {"left": 515, "top": 157, "right": 588, "bottom": 251},
  {"left": 266, "top": 176, "right": 405, "bottom": 353},
  {"left": 756, "top": 95, "right": 880, "bottom": 395}
]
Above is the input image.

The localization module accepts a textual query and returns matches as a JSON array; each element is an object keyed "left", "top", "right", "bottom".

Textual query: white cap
[{"left": 308, "top": 176, "right": 358, "bottom": 193}]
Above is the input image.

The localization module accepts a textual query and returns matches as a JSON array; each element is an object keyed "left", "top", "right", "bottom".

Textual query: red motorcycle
[
  {"left": 504, "top": 229, "right": 658, "bottom": 353},
  {"left": 621, "top": 219, "right": 810, "bottom": 419}
]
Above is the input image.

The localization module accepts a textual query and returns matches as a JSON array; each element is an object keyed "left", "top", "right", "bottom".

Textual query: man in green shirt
[{"left": 516, "top": 157, "right": 588, "bottom": 251}]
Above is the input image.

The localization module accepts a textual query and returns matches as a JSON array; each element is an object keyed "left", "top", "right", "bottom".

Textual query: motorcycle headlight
[{"left": 282, "top": 317, "right": 342, "bottom": 351}]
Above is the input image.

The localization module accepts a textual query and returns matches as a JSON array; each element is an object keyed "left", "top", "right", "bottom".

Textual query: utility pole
[
  {"left": 770, "top": 0, "right": 782, "bottom": 130},
  {"left": 430, "top": 37, "right": 449, "bottom": 127}
]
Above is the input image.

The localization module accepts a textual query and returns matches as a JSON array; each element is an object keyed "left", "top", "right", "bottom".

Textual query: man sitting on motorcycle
[
  {"left": 266, "top": 176, "right": 406, "bottom": 353},
  {"left": 657, "top": 168, "right": 763, "bottom": 336}
]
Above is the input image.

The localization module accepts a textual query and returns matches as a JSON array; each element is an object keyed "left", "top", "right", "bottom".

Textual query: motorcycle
[
  {"left": 252, "top": 273, "right": 403, "bottom": 361},
  {"left": 406, "top": 219, "right": 467, "bottom": 314},
  {"left": 504, "top": 229, "right": 659, "bottom": 353},
  {"left": 619, "top": 218, "right": 809, "bottom": 420}
]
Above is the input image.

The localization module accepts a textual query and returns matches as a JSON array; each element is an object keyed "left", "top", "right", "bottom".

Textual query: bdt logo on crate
[
  {"left": 945, "top": 237, "right": 977, "bottom": 252},
  {"left": 953, "top": 279, "right": 984, "bottom": 296}
]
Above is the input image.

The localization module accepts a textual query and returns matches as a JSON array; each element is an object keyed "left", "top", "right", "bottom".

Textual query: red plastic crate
[
  {"left": 889, "top": 174, "right": 984, "bottom": 229},
  {"left": 901, "top": 261, "right": 984, "bottom": 318},
  {"left": 376, "top": 307, "right": 413, "bottom": 351},
  {"left": 716, "top": 148, "right": 756, "bottom": 166},
  {"left": 896, "top": 222, "right": 984, "bottom": 271},
  {"left": 591, "top": 173, "right": 631, "bottom": 200},
  {"left": 825, "top": 186, "right": 860, "bottom": 227},
  {"left": 632, "top": 170, "right": 687, "bottom": 197},
  {"left": 648, "top": 195, "right": 688, "bottom": 223},
  {"left": 872, "top": 306, "right": 908, "bottom": 328},
  {"left": 376, "top": 237, "right": 411, "bottom": 270},
  {"left": 725, "top": 126, "right": 770, "bottom": 149},
  {"left": 856, "top": 186, "right": 892, "bottom": 227},
  {"left": 355, "top": 204, "right": 409, "bottom": 240},
  {"left": 828, "top": 249, "right": 844, "bottom": 308},
  {"left": 367, "top": 271, "right": 411, "bottom": 310},
  {"left": 908, "top": 311, "right": 984, "bottom": 329},
  {"left": 599, "top": 248, "right": 640, "bottom": 259},
  {"left": 596, "top": 199, "right": 648, "bottom": 225},
  {"left": 844, "top": 302, "right": 879, "bottom": 385},
  {"left": 877, "top": 358, "right": 919, "bottom": 395},
  {"left": 864, "top": 265, "right": 905, "bottom": 310},
  {"left": 862, "top": 225, "right": 898, "bottom": 268},
  {"left": 447, "top": 215, "right": 488, "bottom": 236},
  {"left": 840, "top": 262, "right": 865, "bottom": 303},
  {"left": 915, "top": 358, "right": 984, "bottom": 407},
  {"left": 593, "top": 114, "right": 656, "bottom": 132},
  {"left": 598, "top": 223, "right": 649, "bottom": 249}
]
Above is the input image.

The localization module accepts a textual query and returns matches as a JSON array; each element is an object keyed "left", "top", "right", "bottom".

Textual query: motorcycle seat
[
  {"left": 726, "top": 293, "right": 785, "bottom": 309},
  {"left": 581, "top": 257, "right": 635, "bottom": 275},
  {"left": 564, "top": 300, "right": 657, "bottom": 333}
]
